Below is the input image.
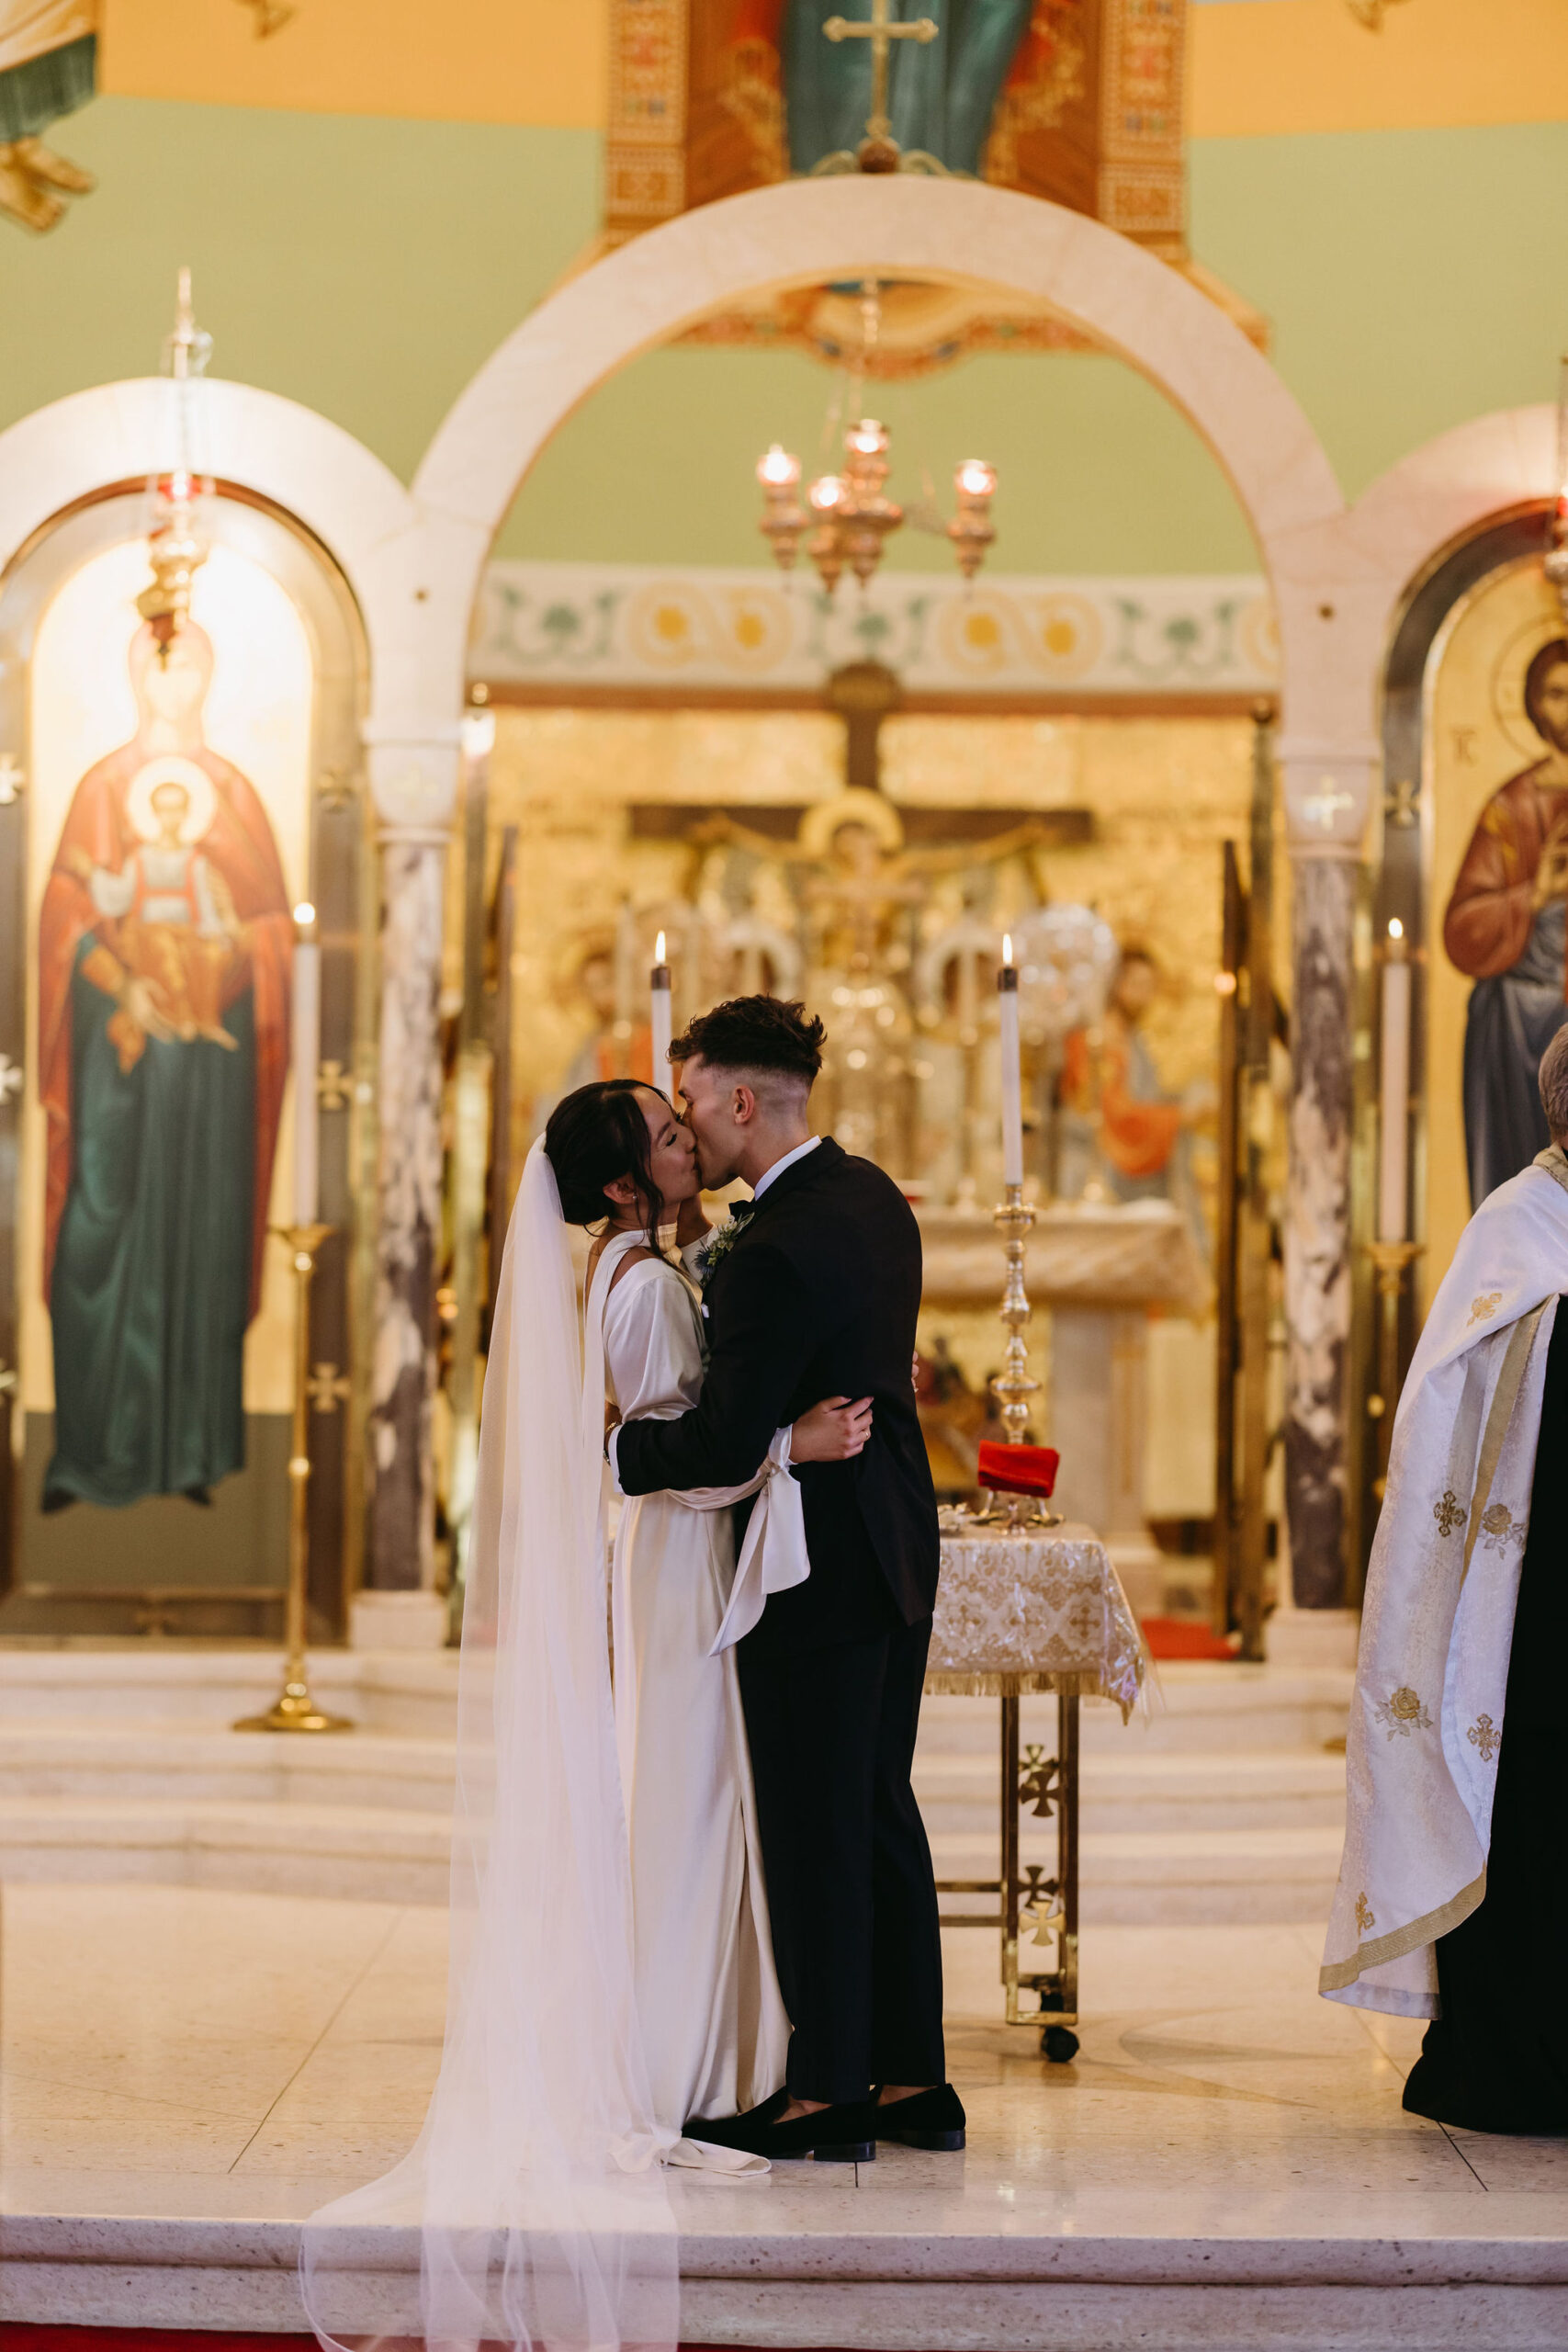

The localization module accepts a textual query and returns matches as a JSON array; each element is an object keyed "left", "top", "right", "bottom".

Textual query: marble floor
[{"left": 6, "top": 1883, "right": 1568, "bottom": 2346}]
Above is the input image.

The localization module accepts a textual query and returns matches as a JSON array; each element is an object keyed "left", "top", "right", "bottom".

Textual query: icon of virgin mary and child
[{"left": 38, "top": 619, "right": 293, "bottom": 1511}]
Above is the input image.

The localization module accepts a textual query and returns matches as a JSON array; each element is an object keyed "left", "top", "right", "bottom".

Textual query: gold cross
[
  {"left": 307, "top": 1361, "right": 351, "bottom": 1415},
  {"left": 824, "top": 2, "right": 939, "bottom": 144}
]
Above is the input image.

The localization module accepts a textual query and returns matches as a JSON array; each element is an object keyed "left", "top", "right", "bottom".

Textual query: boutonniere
[{"left": 694, "top": 1203, "right": 757, "bottom": 1287}]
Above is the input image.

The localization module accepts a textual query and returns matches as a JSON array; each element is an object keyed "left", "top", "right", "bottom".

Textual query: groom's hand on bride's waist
[{"left": 791, "top": 1395, "right": 874, "bottom": 1462}]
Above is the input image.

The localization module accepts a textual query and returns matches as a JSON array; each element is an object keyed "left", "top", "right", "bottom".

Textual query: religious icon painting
[
  {"left": 1426, "top": 559, "right": 1568, "bottom": 1295},
  {"left": 0, "top": 498, "right": 368, "bottom": 1636}
]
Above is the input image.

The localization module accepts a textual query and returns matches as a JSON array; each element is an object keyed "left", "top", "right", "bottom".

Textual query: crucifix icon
[{"left": 824, "top": 2, "right": 939, "bottom": 154}]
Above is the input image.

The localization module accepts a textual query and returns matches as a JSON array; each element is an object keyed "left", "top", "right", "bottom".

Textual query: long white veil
[{"left": 300, "top": 1140, "right": 679, "bottom": 2352}]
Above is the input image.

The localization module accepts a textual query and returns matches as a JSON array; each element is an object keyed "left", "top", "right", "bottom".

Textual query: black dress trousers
[
  {"left": 739, "top": 1610, "right": 947, "bottom": 2106},
  {"left": 1403, "top": 1293, "right": 1568, "bottom": 2134}
]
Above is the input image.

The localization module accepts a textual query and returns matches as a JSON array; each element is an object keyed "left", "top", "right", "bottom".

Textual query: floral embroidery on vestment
[
  {"left": 1468, "top": 1714, "right": 1500, "bottom": 1762},
  {"left": 1479, "top": 1502, "right": 1525, "bottom": 1554},
  {"left": 1355, "top": 1891, "right": 1376, "bottom": 1936},
  {"left": 1373, "top": 1684, "right": 1433, "bottom": 1739},
  {"left": 1467, "top": 1291, "right": 1504, "bottom": 1328},
  {"left": 1432, "top": 1489, "right": 1464, "bottom": 1538}
]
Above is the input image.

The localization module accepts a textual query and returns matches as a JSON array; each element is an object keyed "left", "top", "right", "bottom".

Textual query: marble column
[
  {"left": 1283, "top": 852, "right": 1356, "bottom": 1608},
  {"left": 1278, "top": 742, "right": 1376, "bottom": 1647},
  {"left": 356, "top": 729, "right": 461, "bottom": 1645}
]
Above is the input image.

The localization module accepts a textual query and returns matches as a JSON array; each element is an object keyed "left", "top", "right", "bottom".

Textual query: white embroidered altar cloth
[{"left": 928, "top": 1517, "right": 1147, "bottom": 1718}]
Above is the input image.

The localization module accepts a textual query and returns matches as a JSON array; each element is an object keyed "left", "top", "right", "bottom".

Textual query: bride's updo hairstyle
[{"left": 544, "top": 1079, "right": 665, "bottom": 1244}]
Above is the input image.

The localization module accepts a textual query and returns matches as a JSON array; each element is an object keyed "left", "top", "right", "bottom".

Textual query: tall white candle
[
  {"left": 998, "top": 933, "right": 1024, "bottom": 1190},
  {"left": 650, "top": 928, "right": 672, "bottom": 1088},
  {"left": 292, "top": 901, "right": 320, "bottom": 1227},
  {"left": 1378, "top": 918, "right": 1411, "bottom": 1244}
]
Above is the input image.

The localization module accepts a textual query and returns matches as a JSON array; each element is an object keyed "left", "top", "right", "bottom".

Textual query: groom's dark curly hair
[{"left": 670, "top": 995, "right": 825, "bottom": 1090}]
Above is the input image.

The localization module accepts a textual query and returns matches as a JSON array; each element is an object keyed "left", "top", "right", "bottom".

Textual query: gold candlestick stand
[
  {"left": 235, "top": 1224, "right": 353, "bottom": 1735},
  {"left": 991, "top": 1185, "right": 1039, "bottom": 1443},
  {"left": 1365, "top": 1238, "right": 1422, "bottom": 1499},
  {"left": 945, "top": 1183, "right": 1079, "bottom": 2052}
]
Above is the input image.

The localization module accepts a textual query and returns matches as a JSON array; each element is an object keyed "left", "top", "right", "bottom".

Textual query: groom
[{"left": 609, "top": 995, "right": 961, "bottom": 2162}]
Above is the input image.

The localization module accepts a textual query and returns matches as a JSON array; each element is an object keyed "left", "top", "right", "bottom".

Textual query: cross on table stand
[{"left": 821, "top": 2, "right": 941, "bottom": 174}]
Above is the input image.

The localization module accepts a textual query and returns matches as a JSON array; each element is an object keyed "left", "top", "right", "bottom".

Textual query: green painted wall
[
  {"left": 0, "top": 102, "right": 601, "bottom": 487},
  {"left": 1, "top": 102, "right": 1564, "bottom": 574}
]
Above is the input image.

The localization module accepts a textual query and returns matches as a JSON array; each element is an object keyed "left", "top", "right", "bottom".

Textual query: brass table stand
[
  {"left": 930, "top": 1185, "right": 1082, "bottom": 2058},
  {"left": 934, "top": 1677, "right": 1080, "bottom": 2060},
  {"left": 235, "top": 1224, "right": 352, "bottom": 1736}
]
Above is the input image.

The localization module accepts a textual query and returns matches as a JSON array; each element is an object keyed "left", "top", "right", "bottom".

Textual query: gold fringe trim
[
  {"left": 1318, "top": 1871, "right": 1485, "bottom": 1994},
  {"left": 924, "top": 1668, "right": 1108, "bottom": 1699}
]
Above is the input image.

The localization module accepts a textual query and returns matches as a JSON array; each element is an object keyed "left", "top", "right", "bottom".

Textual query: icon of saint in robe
[
  {"left": 1443, "top": 638, "right": 1568, "bottom": 1208},
  {"left": 38, "top": 618, "right": 293, "bottom": 1510},
  {"left": 1060, "top": 948, "right": 1183, "bottom": 1201}
]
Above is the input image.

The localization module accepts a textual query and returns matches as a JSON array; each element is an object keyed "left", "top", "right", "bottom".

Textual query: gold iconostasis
[{"left": 459, "top": 697, "right": 1275, "bottom": 1530}]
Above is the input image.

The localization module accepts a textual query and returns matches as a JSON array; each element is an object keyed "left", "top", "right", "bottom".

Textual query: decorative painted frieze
[{"left": 470, "top": 562, "right": 1279, "bottom": 699}]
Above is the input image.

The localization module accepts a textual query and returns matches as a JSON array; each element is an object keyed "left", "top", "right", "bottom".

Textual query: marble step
[
  {"left": 0, "top": 1720, "right": 457, "bottom": 1811},
  {"left": 0, "top": 1794, "right": 453, "bottom": 1905},
  {"left": 0, "top": 1789, "right": 1346, "bottom": 1921},
  {"left": 0, "top": 1646, "right": 459, "bottom": 1734},
  {"left": 0, "top": 1648, "right": 1351, "bottom": 1750},
  {"left": 931, "top": 1824, "right": 1345, "bottom": 1925},
  {"left": 0, "top": 1722, "right": 1346, "bottom": 1837},
  {"left": 918, "top": 1668, "right": 1353, "bottom": 1757},
  {"left": 912, "top": 1745, "right": 1347, "bottom": 1835}
]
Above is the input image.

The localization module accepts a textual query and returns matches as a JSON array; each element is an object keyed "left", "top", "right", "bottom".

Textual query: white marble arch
[
  {"left": 0, "top": 376, "right": 457, "bottom": 1620},
  {"left": 1336, "top": 403, "right": 1557, "bottom": 680},
  {"left": 415, "top": 175, "right": 1346, "bottom": 727},
  {"left": 413, "top": 174, "right": 1377, "bottom": 1617},
  {"left": 0, "top": 379, "right": 421, "bottom": 715}
]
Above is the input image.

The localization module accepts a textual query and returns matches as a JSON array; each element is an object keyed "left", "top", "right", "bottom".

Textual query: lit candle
[
  {"left": 1378, "top": 918, "right": 1411, "bottom": 1243},
  {"left": 998, "top": 933, "right": 1024, "bottom": 1190},
  {"left": 650, "top": 928, "right": 672, "bottom": 1087},
  {"left": 292, "top": 901, "right": 320, "bottom": 1227}
]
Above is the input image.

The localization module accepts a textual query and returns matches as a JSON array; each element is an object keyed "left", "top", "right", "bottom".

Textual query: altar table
[{"left": 926, "top": 1516, "right": 1147, "bottom": 2054}]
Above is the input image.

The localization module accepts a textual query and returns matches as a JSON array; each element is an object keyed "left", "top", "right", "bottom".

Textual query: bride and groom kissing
[{"left": 547, "top": 992, "right": 965, "bottom": 2166}]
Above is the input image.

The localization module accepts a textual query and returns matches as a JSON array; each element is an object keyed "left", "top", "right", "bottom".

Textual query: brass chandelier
[{"left": 755, "top": 282, "right": 997, "bottom": 595}]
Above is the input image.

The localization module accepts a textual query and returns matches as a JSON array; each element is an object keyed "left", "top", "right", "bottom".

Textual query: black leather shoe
[
  {"left": 686, "top": 2092, "right": 875, "bottom": 2163},
  {"left": 873, "top": 2084, "right": 966, "bottom": 2151},
  {"left": 682, "top": 2087, "right": 788, "bottom": 2147}
]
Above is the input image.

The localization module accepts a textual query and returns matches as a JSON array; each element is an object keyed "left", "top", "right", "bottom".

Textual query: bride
[
  {"left": 303, "top": 1077, "right": 866, "bottom": 2352},
  {"left": 544, "top": 1076, "right": 866, "bottom": 2132}
]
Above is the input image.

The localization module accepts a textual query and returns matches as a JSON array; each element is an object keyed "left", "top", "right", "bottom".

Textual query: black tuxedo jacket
[{"left": 614, "top": 1137, "right": 940, "bottom": 1657}]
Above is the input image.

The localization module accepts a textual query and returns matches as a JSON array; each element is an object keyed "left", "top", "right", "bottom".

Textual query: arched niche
[{"left": 0, "top": 481, "right": 373, "bottom": 1637}]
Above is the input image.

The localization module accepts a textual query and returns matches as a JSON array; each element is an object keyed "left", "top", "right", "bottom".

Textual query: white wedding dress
[{"left": 592, "top": 1227, "right": 790, "bottom": 2128}]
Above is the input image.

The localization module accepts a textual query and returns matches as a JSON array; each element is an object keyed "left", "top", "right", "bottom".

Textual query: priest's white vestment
[{"left": 1321, "top": 1148, "right": 1568, "bottom": 2018}]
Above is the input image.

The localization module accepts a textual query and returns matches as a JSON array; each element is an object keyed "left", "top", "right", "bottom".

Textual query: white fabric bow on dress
[{"left": 706, "top": 1428, "right": 809, "bottom": 1656}]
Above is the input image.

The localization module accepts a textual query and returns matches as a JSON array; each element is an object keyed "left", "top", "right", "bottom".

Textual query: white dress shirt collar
[{"left": 750, "top": 1134, "right": 821, "bottom": 1203}]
